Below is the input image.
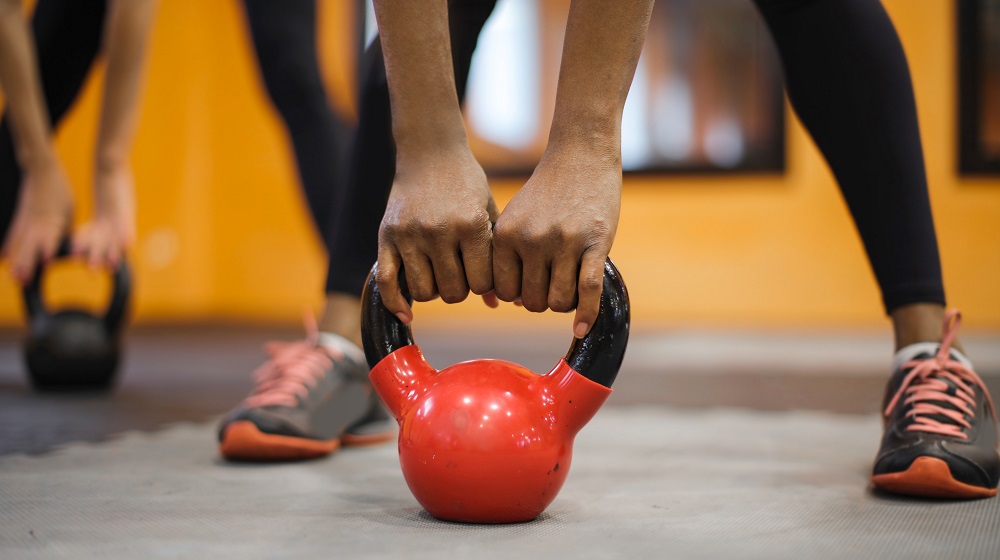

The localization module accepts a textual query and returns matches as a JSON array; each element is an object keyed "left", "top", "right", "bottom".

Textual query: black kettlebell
[{"left": 21, "top": 241, "right": 131, "bottom": 392}]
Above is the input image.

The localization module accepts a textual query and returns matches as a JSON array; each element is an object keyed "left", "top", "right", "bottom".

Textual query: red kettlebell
[{"left": 361, "top": 259, "right": 629, "bottom": 523}]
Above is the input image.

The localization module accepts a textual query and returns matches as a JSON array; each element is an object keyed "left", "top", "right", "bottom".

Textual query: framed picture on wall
[
  {"left": 958, "top": 0, "right": 1000, "bottom": 175},
  {"left": 359, "top": 0, "right": 786, "bottom": 175}
]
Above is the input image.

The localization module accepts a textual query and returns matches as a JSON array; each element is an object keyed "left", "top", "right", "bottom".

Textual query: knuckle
[
  {"left": 548, "top": 294, "right": 576, "bottom": 313},
  {"left": 375, "top": 267, "right": 395, "bottom": 285},
  {"left": 409, "top": 282, "right": 433, "bottom": 301},
  {"left": 440, "top": 289, "right": 469, "bottom": 304},
  {"left": 521, "top": 295, "right": 548, "bottom": 313},
  {"left": 467, "top": 277, "right": 493, "bottom": 296},
  {"left": 493, "top": 284, "right": 518, "bottom": 302},
  {"left": 491, "top": 223, "right": 514, "bottom": 248},
  {"left": 455, "top": 214, "right": 487, "bottom": 237},
  {"left": 580, "top": 273, "right": 603, "bottom": 293},
  {"left": 517, "top": 228, "right": 545, "bottom": 250}
]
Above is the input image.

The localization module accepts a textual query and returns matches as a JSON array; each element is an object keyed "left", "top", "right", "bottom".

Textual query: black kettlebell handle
[
  {"left": 361, "top": 258, "right": 630, "bottom": 388},
  {"left": 22, "top": 239, "right": 131, "bottom": 335}
]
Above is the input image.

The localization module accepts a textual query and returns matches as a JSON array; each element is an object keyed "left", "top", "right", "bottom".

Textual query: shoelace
[
  {"left": 884, "top": 310, "right": 996, "bottom": 440},
  {"left": 242, "top": 313, "right": 344, "bottom": 409}
]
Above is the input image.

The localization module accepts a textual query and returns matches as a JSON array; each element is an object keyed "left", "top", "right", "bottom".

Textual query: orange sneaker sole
[
  {"left": 219, "top": 420, "right": 395, "bottom": 462},
  {"left": 219, "top": 421, "right": 341, "bottom": 462},
  {"left": 871, "top": 456, "right": 998, "bottom": 499}
]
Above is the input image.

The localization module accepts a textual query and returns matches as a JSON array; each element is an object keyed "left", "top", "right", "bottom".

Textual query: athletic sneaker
[
  {"left": 218, "top": 319, "right": 395, "bottom": 461},
  {"left": 871, "top": 310, "right": 999, "bottom": 499}
]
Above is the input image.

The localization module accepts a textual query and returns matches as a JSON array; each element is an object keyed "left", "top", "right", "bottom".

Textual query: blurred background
[{"left": 0, "top": 0, "right": 997, "bottom": 333}]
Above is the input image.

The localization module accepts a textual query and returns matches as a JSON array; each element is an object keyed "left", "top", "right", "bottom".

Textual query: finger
[
  {"left": 87, "top": 233, "right": 106, "bottom": 270},
  {"left": 519, "top": 255, "right": 551, "bottom": 313},
  {"left": 459, "top": 224, "right": 493, "bottom": 296},
  {"left": 375, "top": 246, "right": 412, "bottom": 324},
  {"left": 12, "top": 237, "right": 40, "bottom": 285},
  {"left": 573, "top": 250, "right": 606, "bottom": 339},
  {"left": 430, "top": 246, "right": 469, "bottom": 304},
  {"left": 399, "top": 248, "right": 438, "bottom": 302},
  {"left": 39, "top": 230, "right": 60, "bottom": 265},
  {"left": 98, "top": 229, "right": 123, "bottom": 270},
  {"left": 0, "top": 223, "right": 17, "bottom": 260},
  {"left": 480, "top": 290, "right": 499, "bottom": 309},
  {"left": 106, "top": 241, "right": 122, "bottom": 270},
  {"left": 71, "top": 228, "right": 88, "bottom": 257},
  {"left": 485, "top": 196, "right": 500, "bottom": 223},
  {"left": 491, "top": 242, "right": 522, "bottom": 303},
  {"left": 547, "top": 253, "right": 580, "bottom": 313}
]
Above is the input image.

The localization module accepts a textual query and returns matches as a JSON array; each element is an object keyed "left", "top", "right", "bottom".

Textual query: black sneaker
[
  {"left": 871, "top": 310, "right": 999, "bottom": 499},
  {"left": 218, "top": 325, "right": 394, "bottom": 462}
]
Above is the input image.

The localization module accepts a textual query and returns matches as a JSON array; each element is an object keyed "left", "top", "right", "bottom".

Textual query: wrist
[
  {"left": 395, "top": 130, "right": 474, "bottom": 169},
  {"left": 95, "top": 151, "right": 129, "bottom": 175},
  {"left": 393, "top": 118, "right": 469, "bottom": 160},
  {"left": 543, "top": 133, "right": 622, "bottom": 170},
  {"left": 17, "top": 144, "right": 59, "bottom": 175},
  {"left": 547, "top": 114, "right": 622, "bottom": 163}
]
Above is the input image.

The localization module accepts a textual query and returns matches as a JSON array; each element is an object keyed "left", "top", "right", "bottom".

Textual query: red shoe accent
[
  {"left": 219, "top": 421, "right": 341, "bottom": 462},
  {"left": 872, "top": 456, "right": 998, "bottom": 499}
]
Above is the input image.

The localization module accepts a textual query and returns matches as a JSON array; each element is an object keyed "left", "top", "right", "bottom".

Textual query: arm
[
  {"left": 0, "top": 0, "right": 73, "bottom": 283},
  {"left": 372, "top": 0, "right": 497, "bottom": 323},
  {"left": 74, "top": 0, "right": 158, "bottom": 268},
  {"left": 492, "top": 0, "right": 652, "bottom": 337}
]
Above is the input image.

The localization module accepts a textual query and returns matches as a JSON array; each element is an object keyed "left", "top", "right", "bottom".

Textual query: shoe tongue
[
  {"left": 892, "top": 342, "right": 973, "bottom": 374},
  {"left": 317, "top": 332, "right": 366, "bottom": 364}
]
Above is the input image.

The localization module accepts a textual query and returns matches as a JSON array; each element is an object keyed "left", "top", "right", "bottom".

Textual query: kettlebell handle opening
[
  {"left": 360, "top": 258, "right": 630, "bottom": 388},
  {"left": 21, "top": 239, "right": 132, "bottom": 334}
]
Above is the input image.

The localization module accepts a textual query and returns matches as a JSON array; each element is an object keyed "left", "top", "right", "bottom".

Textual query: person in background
[
  {"left": 0, "top": 0, "right": 157, "bottom": 281},
  {"left": 216, "top": 0, "right": 400, "bottom": 460}
]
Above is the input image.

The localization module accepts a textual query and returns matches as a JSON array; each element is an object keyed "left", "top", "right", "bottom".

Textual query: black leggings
[
  {"left": 319, "top": 0, "right": 498, "bottom": 296},
  {"left": 751, "top": 0, "right": 945, "bottom": 312},
  {"left": 245, "top": 0, "right": 495, "bottom": 297},
  {"left": 243, "top": 0, "right": 350, "bottom": 288},
  {"left": 0, "top": 0, "right": 107, "bottom": 241},
  {"left": 347, "top": 0, "right": 944, "bottom": 313}
]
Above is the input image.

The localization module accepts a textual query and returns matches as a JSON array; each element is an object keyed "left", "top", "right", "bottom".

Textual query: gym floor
[{"left": 1, "top": 325, "right": 999, "bottom": 559}]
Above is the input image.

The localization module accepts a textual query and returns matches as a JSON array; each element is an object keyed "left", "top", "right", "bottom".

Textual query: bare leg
[{"left": 890, "top": 302, "right": 964, "bottom": 353}]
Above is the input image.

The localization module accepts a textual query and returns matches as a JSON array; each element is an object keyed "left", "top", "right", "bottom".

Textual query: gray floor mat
[{"left": 2, "top": 407, "right": 997, "bottom": 560}]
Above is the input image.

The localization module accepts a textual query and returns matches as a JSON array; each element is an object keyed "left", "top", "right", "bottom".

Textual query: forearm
[
  {"left": 94, "top": 0, "right": 157, "bottom": 172},
  {"left": 0, "top": 0, "right": 57, "bottom": 171},
  {"left": 371, "top": 0, "right": 468, "bottom": 162},
  {"left": 548, "top": 0, "right": 653, "bottom": 158}
]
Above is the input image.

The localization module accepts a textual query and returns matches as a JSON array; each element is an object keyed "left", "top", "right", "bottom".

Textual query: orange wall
[{"left": 0, "top": 0, "right": 997, "bottom": 330}]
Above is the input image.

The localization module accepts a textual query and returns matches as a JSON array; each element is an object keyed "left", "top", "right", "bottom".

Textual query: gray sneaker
[{"left": 218, "top": 331, "right": 394, "bottom": 462}]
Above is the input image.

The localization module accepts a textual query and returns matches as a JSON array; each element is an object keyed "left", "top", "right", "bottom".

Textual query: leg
[
  {"left": 752, "top": 0, "right": 944, "bottom": 350},
  {"left": 0, "top": 0, "right": 106, "bottom": 241},
  {"left": 242, "top": 0, "right": 348, "bottom": 248},
  {"left": 221, "top": 0, "right": 376, "bottom": 462},
  {"left": 322, "top": 0, "right": 498, "bottom": 319},
  {"left": 217, "top": 0, "right": 499, "bottom": 462},
  {"left": 754, "top": 0, "right": 997, "bottom": 498}
]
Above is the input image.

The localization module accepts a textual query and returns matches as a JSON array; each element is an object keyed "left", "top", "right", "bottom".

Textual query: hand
[
  {"left": 1, "top": 161, "right": 73, "bottom": 284},
  {"left": 376, "top": 146, "right": 498, "bottom": 323},
  {"left": 73, "top": 163, "right": 136, "bottom": 270},
  {"left": 492, "top": 146, "right": 621, "bottom": 338}
]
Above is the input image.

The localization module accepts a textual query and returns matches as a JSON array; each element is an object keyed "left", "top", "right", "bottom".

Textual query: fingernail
[
  {"left": 574, "top": 321, "right": 589, "bottom": 339},
  {"left": 395, "top": 312, "right": 411, "bottom": 325}
]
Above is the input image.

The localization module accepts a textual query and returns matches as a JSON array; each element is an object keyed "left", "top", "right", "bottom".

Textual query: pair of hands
[
  {"left": 2, "top": 161, "right": 135, "bottom": 284},
  {"left": 376, "top": 143, "right": 621, "bottom": 339}
]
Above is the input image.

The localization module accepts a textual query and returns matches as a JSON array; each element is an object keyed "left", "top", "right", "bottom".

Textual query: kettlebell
[
  {"left": 362, "top": 258, "right": 629, "bottom": 523},
  {"left": 21, "top": 241, "right": 131, "bottom": 392}
]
